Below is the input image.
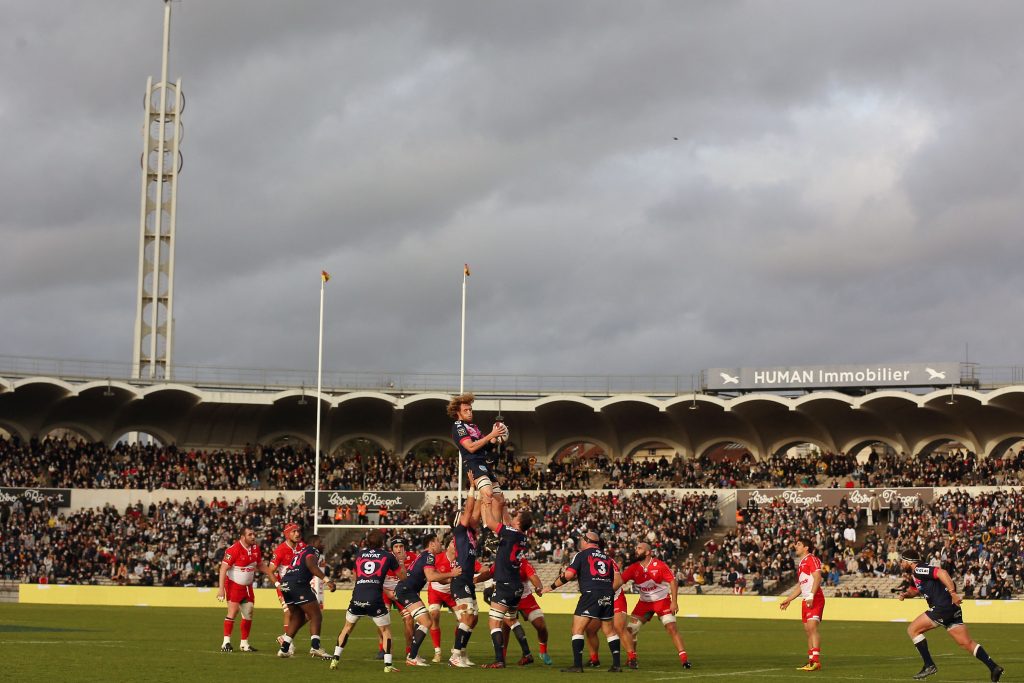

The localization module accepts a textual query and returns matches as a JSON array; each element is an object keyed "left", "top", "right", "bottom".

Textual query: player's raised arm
[
  {"left": 458, "top": 424, "right": 504, "bottom": 454},
  {"left": 458, "top": 493, "right": 476, "bottom": 528},
  {"left": 480, "top": 495, "right": 501, "bottom": 533}
]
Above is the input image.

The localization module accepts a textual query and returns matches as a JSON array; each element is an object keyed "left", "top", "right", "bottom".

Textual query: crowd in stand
[
  {"left": 417, "top": 490, "right": 720, "bottom": 568},
  {"left": 886, "top": 489, "right": 1024, "bottom": 599},
  {"left": 4, "top": 434, "right": 1023, "bottom": 492},
  {"left": 2, "top": 486, "right": 1023, "bottom": 600},
  {"left": 0, "top": 494, "right": 311, "bottom": 588}
]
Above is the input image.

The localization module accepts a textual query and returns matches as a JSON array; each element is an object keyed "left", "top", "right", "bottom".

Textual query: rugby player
[
  {"left": 542, "top": 531, "right": 623, "bottom": 672},
  {"left": 480, "top": 491, "right": 533, "bottom": 668},
  {"left": 393, "top": 534, "right": 462, "bottom": 666},
  {"left": 217, "top": 527, "right": 276, "bottom": 653},
  {"left": 276, "top": 534, "right": 336, "bottom": 659},
  {"left": 427, "top": 536, "right": 458, "bottom": 662},
  {"left": 478, "top": 555, "right": 548, "bottom": 665},
  {"left": 449, "top": 491, "right": 483, "bottom": 667},
  {"left": 779, "top": 537, "right": 826, "bottom": 671},
  {"left": 329, "top": 530, "right": 404, "bottom": 673},
  {"left": 381, "top": 537, "right": 418, "bottom": 659},
  {"left": 449, "top": 393, "right": 506, "bottom": 522},
  {"left": 897, "top": 549, "right": 1004, "bottom": 681},
  {"left": 584, "top": 553, "right": 627, "bottom": 667},
  {"left": 267, "top": 523, "right": 305, "bottom": 646},
  {"left": 620, "top": 541, "right": 690, "bottom": 669}
]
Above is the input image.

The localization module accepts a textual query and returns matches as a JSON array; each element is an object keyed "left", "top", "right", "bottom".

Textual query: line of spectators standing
[{"left": 2, "top": 434, "right": 1022, "bottom": 492}]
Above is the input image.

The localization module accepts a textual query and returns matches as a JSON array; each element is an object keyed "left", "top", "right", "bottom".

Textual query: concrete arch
[
  {"left": 841, "top": 435, "right": 905, "bottom": 457},
  {"left": 767, "top": 437, "right": 832, "bottom": 459},
  {"left": 39, "top": 422, "right": 103, "bottom": 443},
  {"left": 694, "top": 437, "right": 759, "bottom": 460},
  {"left": 856, "top": 391, "right": 923, "bottom": 409},
  {"left": 0, "top": 377, "right": 13, "bottom": 392},
  {"left": 76, "top": 380, "right": 141, "bottom": 399},
  {"left": 401, "top": 436, "right": 459, "bottom": 460},
  {"left": 107, "top": 425, "right": 175, "bottom": 448},
  {"left": 621, "top": 437, "right": 690, "bottom": 460},
  {"left": 399, "top": 393, "right": 451, "bottom": 409},
  {"left": 0, "top": 418, "right": 30, "bottom": 442},
  {"left": 729, "top": 394, "right": 792, "bottom": 412},
  {"left": 919, "top": 387, "right": 985, "bottom": 407},
  {"left": 138, "top": 383, "right": 205, "bottom": 402},
  {"left": 13, "top": 376, "right": 76, "bottom": 394},
  {"left": 912, "top": 434, "right": 979, "bottom": 458},
  {"left": 334, "top": 392, "right": 399, "bottom": 408},
  {"left": 533, "top": 395, "right": 599, "bottom": 412},
  {"left": 791, "top": 392, "right": 856, "bottom": 410},
  {"left": 549, "top": 435, "right": 613, "bottom": 461},
  {"left": 258, "top": 430, "right": 314, "bottom": 450},
  {"left": 982, "top": 434, "right": 1024, "bottom": 460},
  {"left": 329, "top": 433, "right": 394, "bottom": 456},
  {"left": 596, "top": 396, "right": 666, "bottom": 412},
  {"left": 663, "top": 394, "right": 729, "bottom": 411}
]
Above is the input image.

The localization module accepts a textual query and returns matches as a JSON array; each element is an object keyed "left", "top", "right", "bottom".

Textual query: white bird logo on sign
[
  {"left": 926, "top": 368, "right": 946, "bottom": 380},
  {"left": 720, "top": 373, "right": 740, "bottom": 385}
]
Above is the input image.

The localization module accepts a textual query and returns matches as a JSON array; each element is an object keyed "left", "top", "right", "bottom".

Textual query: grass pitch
[{"left": 2, "top": 604, "right": 1021, "bottom": 682}]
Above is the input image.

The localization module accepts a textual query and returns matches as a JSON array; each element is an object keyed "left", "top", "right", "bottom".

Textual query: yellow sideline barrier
[{"left": 18, "top": 585, "right": 1024, "bottom": 624}]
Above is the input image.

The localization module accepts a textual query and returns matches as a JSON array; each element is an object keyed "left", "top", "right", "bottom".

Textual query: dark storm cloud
[{"left": 3, "top": 0, "right": 1024, "bottom": 381}]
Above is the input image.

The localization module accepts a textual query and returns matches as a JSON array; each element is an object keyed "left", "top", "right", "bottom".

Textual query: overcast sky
[{"left": 3, "top": 1, "right": 1024, "bottom": 381}]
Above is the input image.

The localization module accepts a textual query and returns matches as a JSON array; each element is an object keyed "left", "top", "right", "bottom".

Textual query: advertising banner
[
  {"left": 304, "top": 490, "right": 426, "bottom": 512},
  {"left": 0, "top": 487, "right": 72, "bottom": 508},
  {"left": 736, "top": 487, "right": 934, "bottom": 509},
  {"left": 706, "top": 363, "right": 960, "bottom": 391}
]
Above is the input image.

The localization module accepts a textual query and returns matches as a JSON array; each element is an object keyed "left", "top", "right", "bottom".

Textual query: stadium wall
[{"left": 18, "top": 585, "right": 1024, "bottom": 623}]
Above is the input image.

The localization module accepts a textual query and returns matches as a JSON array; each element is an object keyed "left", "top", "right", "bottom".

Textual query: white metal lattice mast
[{"left": 133, "top": 0, "right": 183, "bottom": 381}]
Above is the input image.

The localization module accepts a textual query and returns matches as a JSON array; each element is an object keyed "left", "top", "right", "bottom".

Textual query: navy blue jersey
[
  {"left": 568, "top": 547, "right": 615, "bottom": 592},
  {"left": 912, "top": 565, "right": 954, "bottom": 610},
  {"left": 352, "top": 548, "right": 399, "bottom": 602},
  {"left": 494, "top": 524, "right": 527, "bottom": 583},
  {"left": 398, "top": 551, "right": 436, "bottom": 594},
  {"left": 284, "top": 546, "right": 321, "bottom": 585},
  {"left": 453, "top": 523, "right": 478, "bottom": 573},
  {"left": 452, "top": 420, "right": 497, "bottom": 464}
]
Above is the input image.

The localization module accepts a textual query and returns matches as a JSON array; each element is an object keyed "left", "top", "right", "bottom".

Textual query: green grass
[{"left": 2, "top": 604, "right": 1021, "bottom": 682}]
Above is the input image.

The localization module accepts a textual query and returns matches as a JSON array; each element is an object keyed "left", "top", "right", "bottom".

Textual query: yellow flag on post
[
  {"left": 321, "top": 270, "right": 331, "bottom": 283},
  {"left": 464, "top": 263, "right": 471, "bottom": 277}
]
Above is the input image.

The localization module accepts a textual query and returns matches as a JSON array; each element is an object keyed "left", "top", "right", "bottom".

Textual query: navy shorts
[
  {"left": 575, "top": 591, "right": 615, "bottom": 621},
  {"left": 283, "top": 581, "right": 318, "bottom": 606},
  {"left": 394, "top": 586, "right": 423, "bottom": 610},
  {"left": 451, "top": 576, "right": 476, "bottom": 602},
  {"left": 348, "top": 598, "right": 388, "bottom": 619},
  {"left": 492, "top": 581, "right": 523, "bottom": 611},
  {"left": 464, "top": 459, "right": 496, "bottom": 486},
  {"left": 926, "top": 605, "right": 964, "bottom": 629}
]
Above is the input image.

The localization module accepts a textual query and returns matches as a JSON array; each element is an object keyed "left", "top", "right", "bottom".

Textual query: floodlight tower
[{"left": 132, "top": 0, "right": 183, "bottom": 381}]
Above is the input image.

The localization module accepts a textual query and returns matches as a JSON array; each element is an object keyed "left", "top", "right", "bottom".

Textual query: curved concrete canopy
[{"left": 3, "top": 375, "right": 1024, "bottom": 461}]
